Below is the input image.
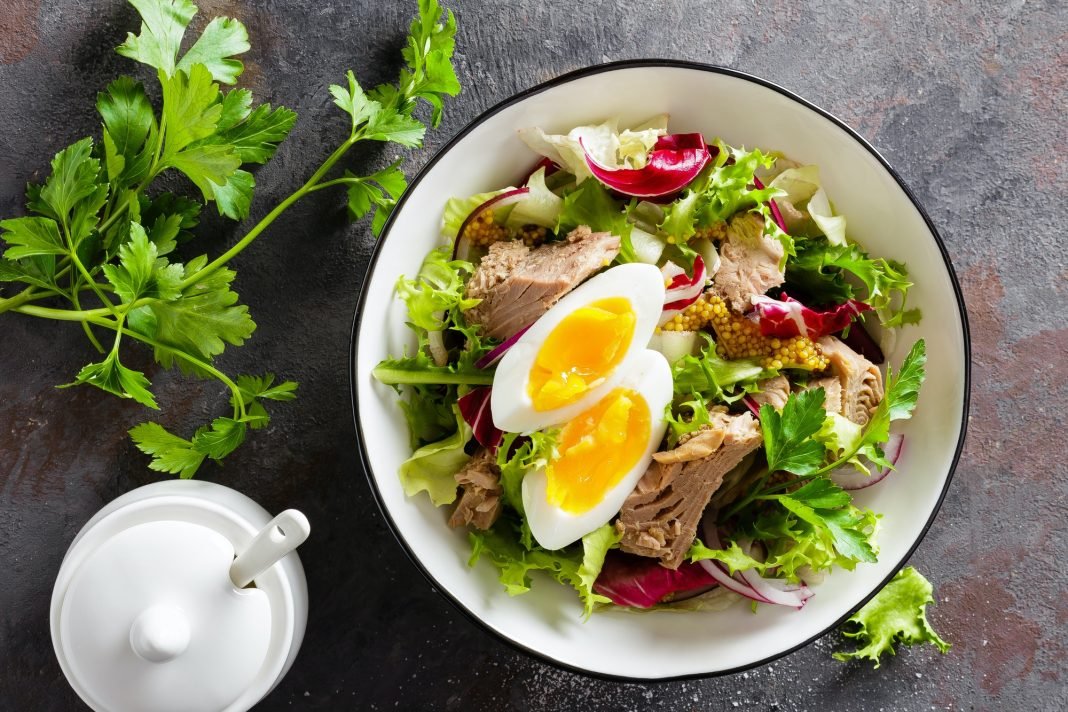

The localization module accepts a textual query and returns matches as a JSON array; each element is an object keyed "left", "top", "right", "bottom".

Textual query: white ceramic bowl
[{"left": 350, "top": 61, "right": 969, "bottom": 680}]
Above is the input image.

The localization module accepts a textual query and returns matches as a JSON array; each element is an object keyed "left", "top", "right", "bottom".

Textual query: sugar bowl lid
[{"left": 51, "top": 481, "right": 310, "bottom": 712}]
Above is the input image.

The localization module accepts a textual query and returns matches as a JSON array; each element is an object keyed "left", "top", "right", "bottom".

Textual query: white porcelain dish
[{"left": 350, "top": 61, "right": 970, "bottom": 680}]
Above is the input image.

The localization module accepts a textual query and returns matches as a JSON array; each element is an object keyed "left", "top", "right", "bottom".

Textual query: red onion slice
[
  {"left": 700, "top": 510, "right": 813, "bottom": 608},
  {"left": 580, "top": 134, "right": 711, "bottom": 199},
  {"left": 736, "top": 538, "right": 813, "bottom": 609},
  {"left": 457, "top": 387, "right": 503, "bottom": 452},
  {"left": 831, "top": 433, "right": 905, "bottom": 491},
  {"left": 473, "top": 324, "right": 531, "bottom": 370},
  {"left": 452, "top": 188, "right": 531, "bottom": 260},
  {"left": 742, "top": 395, "right": 761, "bottom": 419}
]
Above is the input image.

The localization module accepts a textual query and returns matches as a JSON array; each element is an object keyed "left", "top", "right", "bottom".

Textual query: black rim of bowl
[{"left": 348, "top": 59, "right": 972, "bottom": 682}]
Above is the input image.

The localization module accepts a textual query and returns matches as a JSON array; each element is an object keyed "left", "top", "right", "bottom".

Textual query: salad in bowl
[{"left": 371, "top": 115, "right": 928, "bottom": 619}]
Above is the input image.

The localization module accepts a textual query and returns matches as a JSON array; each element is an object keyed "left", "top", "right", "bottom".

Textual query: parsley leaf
[
  {"left": 102, "top": 222, "right": 183, "bottom": 302},
  {"left": 127, "top": 254, "right": 255, "bottom": 371},
  {"left": 176, "top": 16, "right": 250, "bottom": 85},
  {"left": 117, "top": 0, "right": 197, "bottom": 77},
  {"left": 834, "top": 566, "right": 950, "bottom": 666},
  {"left": 129, "top": 421, "right": 206, "bottom": 478},
  {"left": 761, "top": 388, "right": 828, "bottom": 475},
  {"left": 347, "top": 162, "right": 409, "bottom": 237},
  {"left": 67, "top": 351, "right": 158, "bottom": 409},
  {"left": 0, "top": 218, "right": 66, "bottom": 260}
]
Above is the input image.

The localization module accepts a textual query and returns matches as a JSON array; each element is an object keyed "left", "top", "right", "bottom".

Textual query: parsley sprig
[{"left": 0, "top": 0, "right": 461, "bottom": 478}]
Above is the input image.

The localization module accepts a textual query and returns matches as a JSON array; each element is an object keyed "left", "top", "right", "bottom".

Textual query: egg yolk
[
  {"left": 545, "top": 387, "right": 650, "bottom": 514},
  {"left": 527, "top": 298, "right": 636, "bottom": 412}
]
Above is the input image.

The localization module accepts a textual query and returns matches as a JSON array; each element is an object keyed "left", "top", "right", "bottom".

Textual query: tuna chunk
[
  {"left": 448, "top": 450, "right": 503, "bottom": 531},
  {"left": 463, "top": 226, "right": 621, "bottom": 339},
  {"left": 817, "top": 336, "right": 884, "bottom": 426},
  {"left": 807, "top": 376, "right": 844, "bottom": 415},
  {"left": 713, "top": 212, "right": 785, "bottom": 311},
  {"left": 750, "top": 375, "right": 790, "bottom": 412},
  {"left": 616, "top": 410, "right": 763, "bottom": 569}
]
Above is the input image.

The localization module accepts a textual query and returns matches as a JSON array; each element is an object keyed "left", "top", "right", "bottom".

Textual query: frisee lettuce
[
  {"left": 395, "top": 247, "right": 479, "bottom": 332},
  {"left": 834, "top": 566, "right": 950, "bottom": 666}
]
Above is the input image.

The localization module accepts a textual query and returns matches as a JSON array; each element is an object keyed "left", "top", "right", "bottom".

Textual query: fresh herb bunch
[{"left": 0, "top": 0, "right": 461, "bottom": 478}]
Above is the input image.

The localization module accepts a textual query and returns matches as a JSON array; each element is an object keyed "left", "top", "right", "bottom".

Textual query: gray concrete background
[{"left": 1, "top": 0, "right": 1065, "bottom": 710}]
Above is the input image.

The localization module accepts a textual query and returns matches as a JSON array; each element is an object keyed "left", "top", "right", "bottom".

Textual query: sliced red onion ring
[
  {"left": 736, "top": 538, "right": 813, "bottom": 609},
  {"left": 473, "top": 325, "right": 531, "bottom": 370},
  {"left": 699, "top": 510, "right": 812, "bottom": 608},
  {"left": 453, "top": 187, "right": 531, "bottom": 261},
  {"left": 580, "top": 134, "right": 711, "bottom": 199},
  {"left": 831, "top": 433, "right": 905, "bottom": 491},
  {"left": 457, "top": 387, "right": 503, "bottom": 452}
]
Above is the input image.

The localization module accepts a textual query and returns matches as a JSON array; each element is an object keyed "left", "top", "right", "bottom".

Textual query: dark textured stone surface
[{"left": 1, "top": 1, "right": 1065, "bottom": 710}]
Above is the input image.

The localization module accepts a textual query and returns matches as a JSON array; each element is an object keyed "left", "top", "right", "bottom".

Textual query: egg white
[
  {"left": 522, "top": 349, "right": 672, "bottom": 551},
  {"left": 490, "top": 263, "right": 665, "bottom": 434}
]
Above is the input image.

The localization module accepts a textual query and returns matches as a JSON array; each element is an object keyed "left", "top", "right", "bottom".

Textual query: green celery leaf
[
  {"left": 399, "top": 403, "right": 471, "bottom": 506},
  {"left": 347, "top": 162, "right": 408, "bottom": 236},
  {"left": 210, "top": 169, "right": 255, "bottom": 220},
  {"left": 0, "top": 217, "right": 66, "bottom": 259},
  {"left": 96, "top": 76, "right": 155, "bottom": 182},
  {"left": 216, "top": 88, "right": 253, "bottom": 130},
  {"left": 117, "top": 0, "right": 197, "bottom": 76},
  {"left": 160, "top": 65, "right": 223, "bottom": 156},
  {"left": 176, "top": 16, "right": 250, "bottom": 84},
  {"left": 101, "top": 222, "right": 183, "bottom": 303},
  {"left": 127, "top": 254, "right": 255, "bottom": 372},
  {"left": 129, "top": 421, "right": 206, "bottom": 479},
  {"left": 761, "top": 388, "right": 828, "bottom": 475},
  {"left": 191, "top": 416, "right": 247, "bottom": 459},
  {"left": 330, "top": 70, "right": 380, "bottom": 136},
  {"left": 165, "top": 145, "right": 242, "bottom": 204},
  {"left": 66, "top": 351, "right": 158, "bottom": 409},
  {"left": 209, "top": 103, "right": 297, "bottom": 164},
  {"left": 834, "top": 566, "right": 950, "bottom": 667},
  {"left": 38, "top": 138, "right": 104, "bottom": 229}
]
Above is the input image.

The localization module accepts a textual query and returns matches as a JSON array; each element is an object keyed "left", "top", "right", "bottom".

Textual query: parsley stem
[
  {"left": 721, "top": 467, "right": 771, "bottom": 520},
  {"left": 176, "top": 135, "right": 360, "bottom": 290},
  {"left": 70, "top": 283, "right": 106, "bottom": 353},
  {"left": 0, "top": 287, "right": 41, "bottom": 314}
]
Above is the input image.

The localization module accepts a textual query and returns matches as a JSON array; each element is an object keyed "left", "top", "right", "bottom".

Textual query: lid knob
[{"left": 129, "top": 604, "right": 191, "bottom": 663}]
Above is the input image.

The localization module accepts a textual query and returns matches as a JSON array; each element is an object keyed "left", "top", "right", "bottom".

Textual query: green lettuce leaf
[
  {"left": 834, "top": 566, "right": 950, "bottom": 667},
  {"left": 398, "top": 403, "right": 470, "bottom": 506},
  {"left": 670, "top": 333, "right": 774, "bottom": 404},
  {"left": 441, "top": 188, "right": 511, "bottom": 240},
  {"left": 395, "top": 246, "right": 478, "bottom": 332},
  {"left": 556, "top": 179, "right": 634, "bottom": 261},
  {"left": 495, "top": 430, "right": 560, "bottom": 516},
  {"left": 469, "top": 517, "right": 620, "bottom": 619}
]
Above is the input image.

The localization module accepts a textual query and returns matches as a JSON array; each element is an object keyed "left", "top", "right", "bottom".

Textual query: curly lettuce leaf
[
  {"left": 556, "top": 179, "right": 634, "bottom": 261},
  {"left": 671, "top": 333, "right": 775, "bottom": 404},
  {"left": 395, "top": 246, "right": 478, "bottom": 332},
  {"left": 786, "top": 238, "right": 920, "bottom": 326},
  {"left": 834, "top": 566, "right": 950, "bottom": 667},
  {"left": 496, "top": 430, "right": 560, "bottom": 516},
  {"left": 469, "top": 517, "right": 620, "bottom": 619}
]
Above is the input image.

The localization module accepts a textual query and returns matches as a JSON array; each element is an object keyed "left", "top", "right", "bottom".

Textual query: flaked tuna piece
[
  {"left": 817, "top": 336, "right": 884, "bottom": 426},
  {"left": 751, "top": 375, "right": 790, "bottom": 412},
  {"left": 712, "top": 212, "right": 785, "bottom": 312},
  {"left": 463, "top": 225, "right": 620, "bottom": 339},
  {"left": 807, "top": 376, "right": 844, "bottom": 415},
  {"left": 616, "top": 410, "right": 763, "bottom": 569},
  {"left": 448, "top": 450, "right": 503, "bottom": 531}
]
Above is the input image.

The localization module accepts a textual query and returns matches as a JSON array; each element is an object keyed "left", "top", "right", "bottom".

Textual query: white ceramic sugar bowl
[{"left": 50, "top": 480, "right": 310, "bottom": 712}]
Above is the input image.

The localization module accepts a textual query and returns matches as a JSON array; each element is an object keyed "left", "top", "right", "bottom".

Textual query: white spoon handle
[{"left": 230, "top": 509, "right": 311, "bottom": 588}]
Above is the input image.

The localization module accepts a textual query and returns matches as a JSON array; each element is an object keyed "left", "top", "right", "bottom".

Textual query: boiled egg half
[
  {"left": 522, "top": 349, "right": 672, "bottom": 550},
  {"left": 490, "top": 263, "right": 665, "bottom": 433}
]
